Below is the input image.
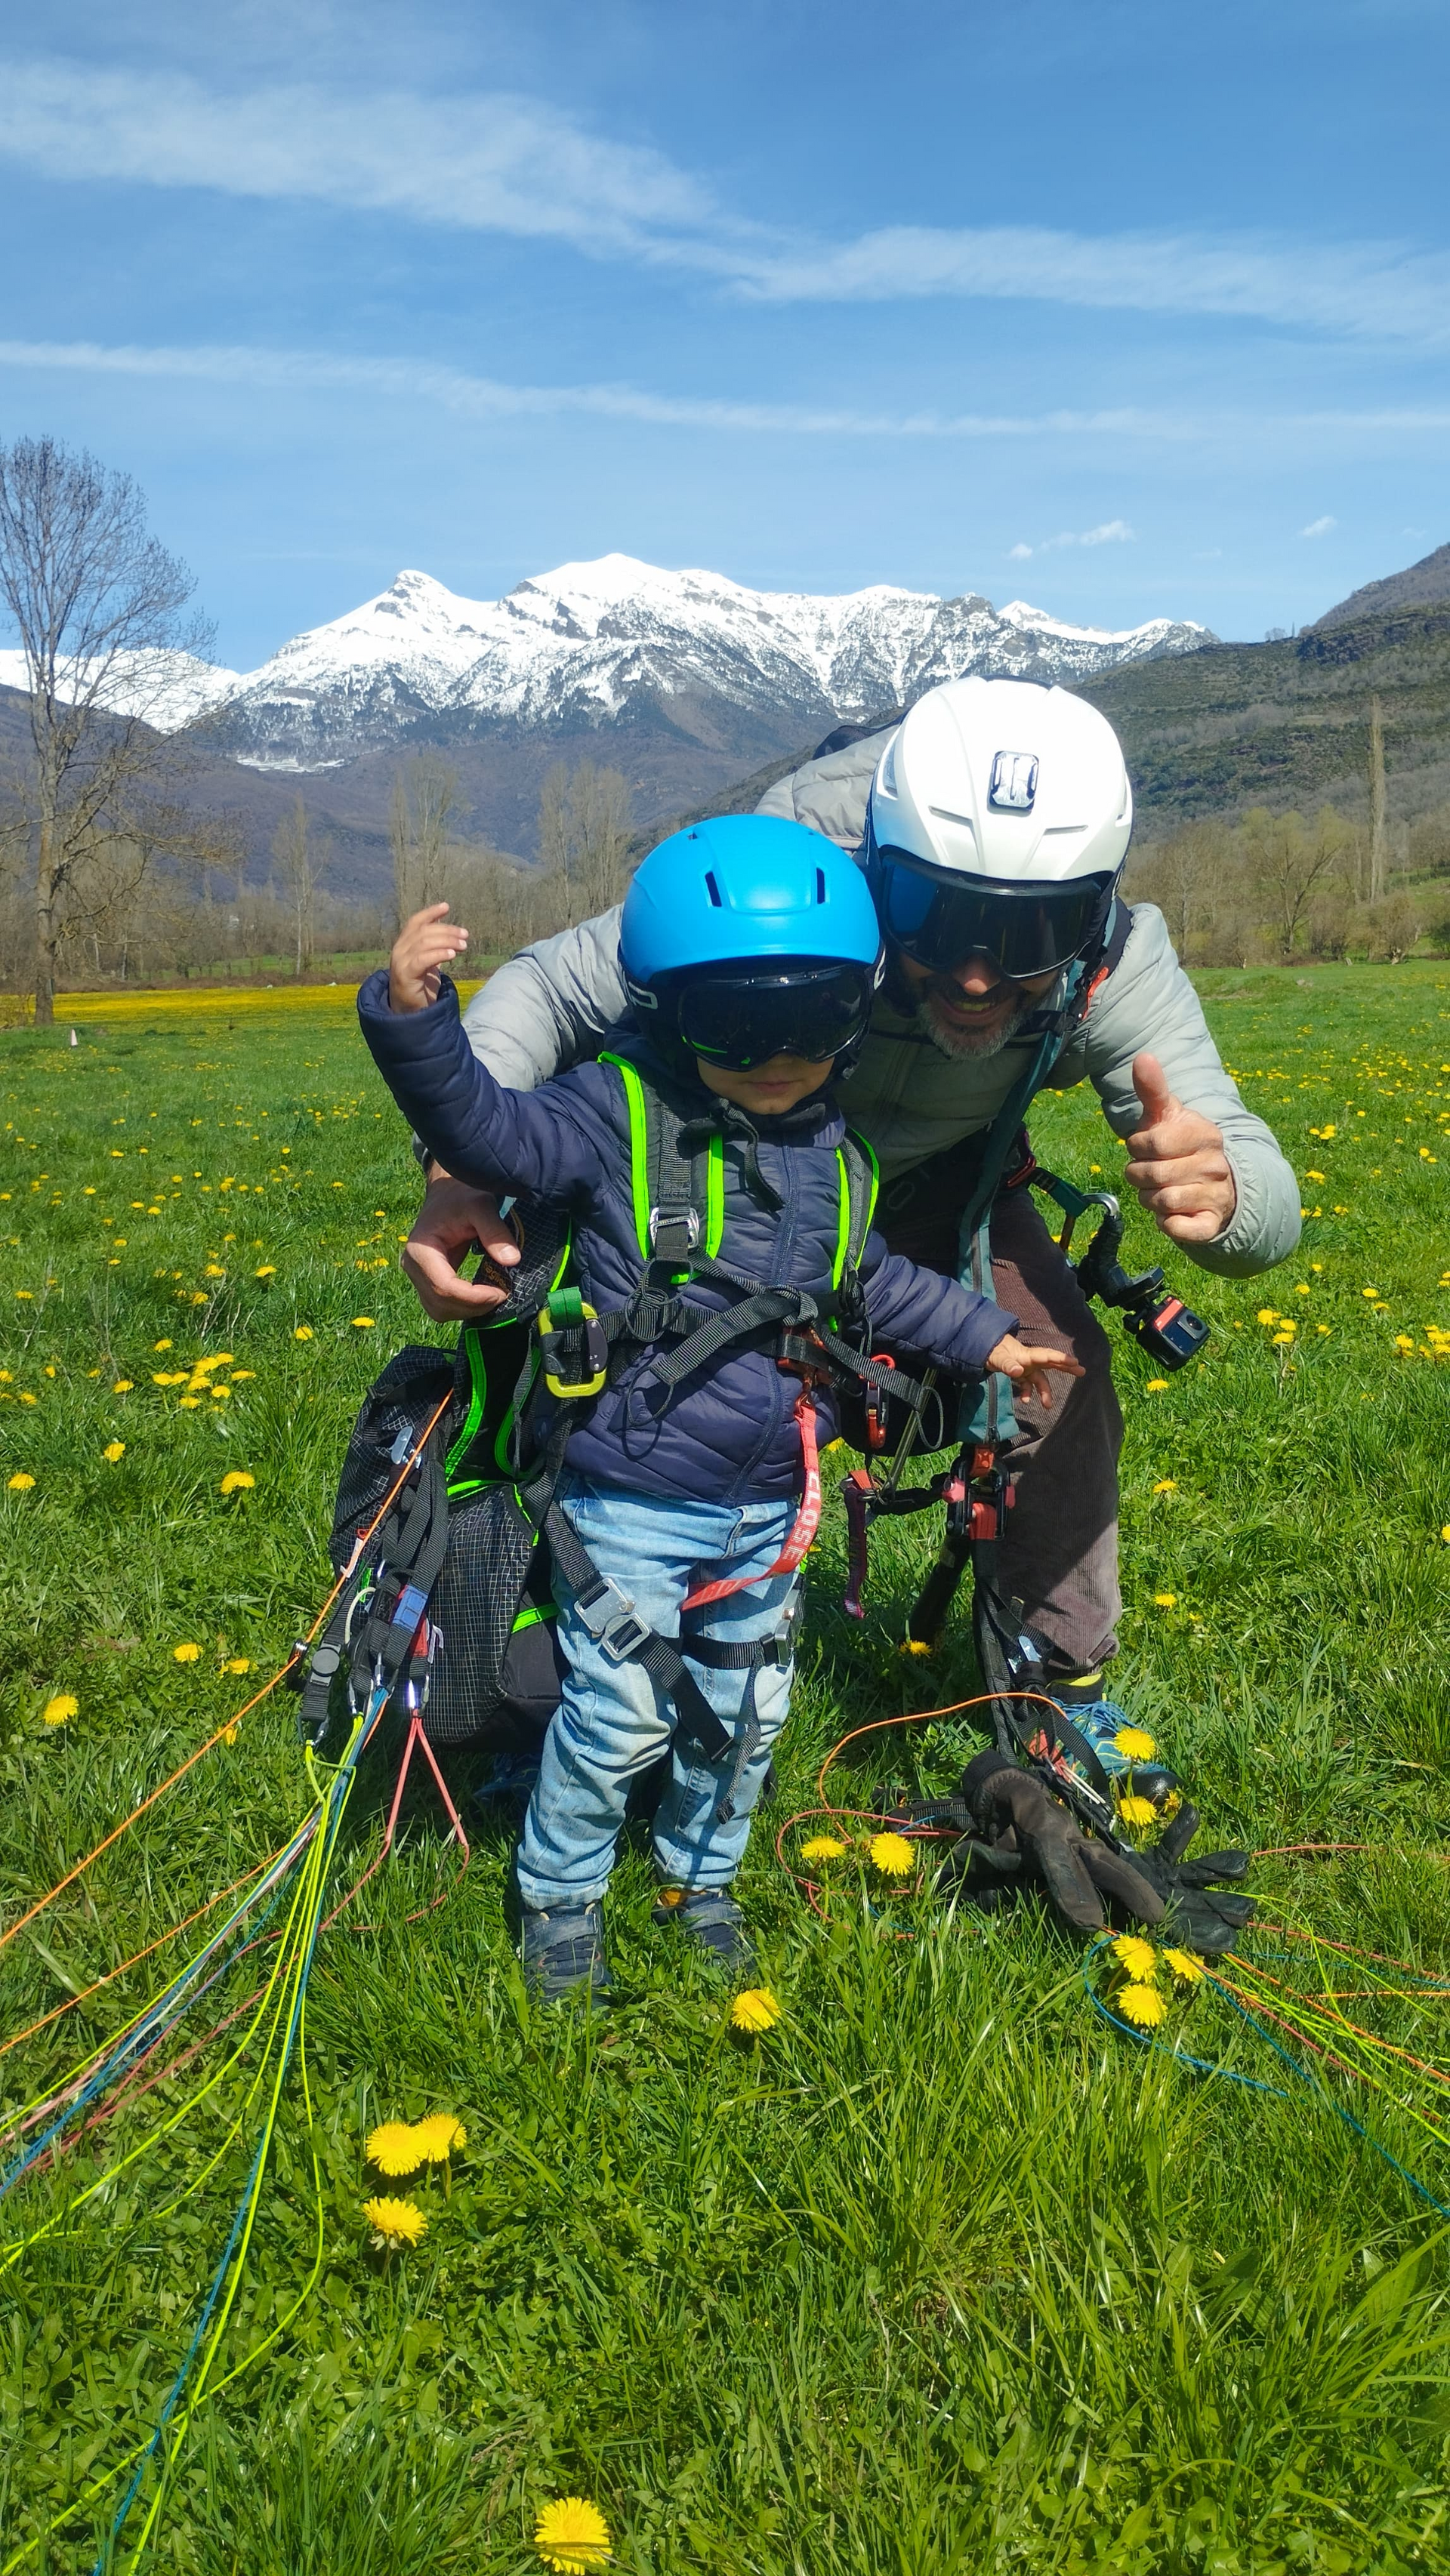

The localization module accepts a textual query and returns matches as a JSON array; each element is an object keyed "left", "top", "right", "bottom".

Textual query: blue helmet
[{"left": 620, "top": 815, "right": 884, "bottom": 1073}]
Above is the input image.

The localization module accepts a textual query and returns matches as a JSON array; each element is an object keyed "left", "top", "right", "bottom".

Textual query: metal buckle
[
  {"left": 537, "top": 1298, "right": 609, "bottom": 1399},
  {"left": 575, "top": 1575, "right": 651, "bottom": 1661},
  {"left": 649, "top": 1203, "right": 700, "bottom": 1253}
]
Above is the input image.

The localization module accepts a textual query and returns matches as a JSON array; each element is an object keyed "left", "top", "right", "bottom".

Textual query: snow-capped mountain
[
  {"left": 202, "top": 554, "right": 1211, "bottom": 772},
  {"left": 0, "top": 646, "right": 241, "bottom": 731}
]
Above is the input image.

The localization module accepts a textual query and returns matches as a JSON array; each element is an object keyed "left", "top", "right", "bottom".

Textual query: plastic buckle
[
  {"left": 575, "top": 1575, "right": 652, "bottom": 1661},
  {"left": 537, "top": 1297, "right": 609, "bottom": 1398}
]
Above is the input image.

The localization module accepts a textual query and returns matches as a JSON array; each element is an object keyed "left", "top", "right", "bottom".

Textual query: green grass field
[{"left": 3, "top": 964, "right": 1450, "bottom": 2575}]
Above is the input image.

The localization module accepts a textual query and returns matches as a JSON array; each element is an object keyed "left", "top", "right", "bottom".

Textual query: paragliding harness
[
  {"left": 291, "top": 1046, "right": 926, "bottom": 1820},
  {"left": 836, "top": 904, "right": 1211, "bottom": 1853}
]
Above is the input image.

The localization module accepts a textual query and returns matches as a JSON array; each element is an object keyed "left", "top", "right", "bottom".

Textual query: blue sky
[{"left": 1, "top": 0, "right": 1446, "bottom": 670}]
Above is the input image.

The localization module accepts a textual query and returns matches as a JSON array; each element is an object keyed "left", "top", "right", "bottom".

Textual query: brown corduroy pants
[{"left": 876, "top": 1178, "right": 1124, "bottom": 1674}]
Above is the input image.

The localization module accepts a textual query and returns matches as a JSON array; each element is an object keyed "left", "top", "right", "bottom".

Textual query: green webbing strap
[
  {"left": 600, "top": 1050, "right": 652, "bottom": 1256},
  {"left": 839, "top": 1130, "right": 879, "bottom": 1277}
]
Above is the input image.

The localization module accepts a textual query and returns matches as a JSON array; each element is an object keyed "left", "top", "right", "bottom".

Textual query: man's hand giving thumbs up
[{"left": 1122, "top": 1051, "right": 1238, "bottom": 1245}]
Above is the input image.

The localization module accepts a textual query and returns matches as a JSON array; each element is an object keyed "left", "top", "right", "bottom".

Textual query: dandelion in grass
[
  {"left": 1164, "top": 1948, "right": 1205, "bottom": 1986},
  {"left": 362, "top": 2195, "right": 427, "bottom": 2252},
  {"left": 1116, "top": 1983, "right": 1168, "bottom": 2031},
  {"left": 43, "top": 1693, "right": 78, "bottom": 1726},
  {"left": 1151, "top": 1480, "right": 1177, "bottom": 1496},
  {"left": 101, "top": 1441, "right": 125, "bottom": 1464},
  {"left": 1116, "top": 1793, "right": 1158, "bottom": 1827},
  {"left": 1113, "top": 1727, "right": 1156, "bottom": 1761},
  {"left": 113, "top": 1379, "right": 133, "bottom": 1393},
  {"left": 294, "top": 1326, "right": 313, "bottom": 1342},
  {"left": 222, "top": 1656, "right": 251, "bottom": 1675},
  {"left": 8, "top": 1471, "right": 35, "bottom": 1491},
  {"left": 1153, "top": 1592, "right": 1177, "bottom": 1609},
  {"left": 533, "top": 2497, "right": 612, "bottom": 2574},
  {"left": 219, "top": 1470, "right": 255, "bottom": 1495},
  {"left": 868, "top": 1832, "right": 916, "bottom": 1878},
  {"left": 172, "top": 1642, "right": 201, "bottom": 1665},
  {"left": 800, "top": 1835, "right": 847, "bottom": 1863},
  {"left": 1144, "top": 1378, "right": 1168, "bottom": 1393},
  {"left": 1111, "top": 1934, "right": 1157, "bottom": 1982},
  {"left": 366, "top": 2120, "right": 427, "bottom": 2177},
  {"left": 351, "top": 1315, "right": 375, "bottom": 1329},
  {"left": 412, "top": 2112, "right": 467, "bottom": 2163},
  {"left": 730, "top": 1988, "right": 781, "bottom": 2035}
]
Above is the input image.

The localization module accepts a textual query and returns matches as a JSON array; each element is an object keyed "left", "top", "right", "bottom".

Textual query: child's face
[{"left": 695, "top": 1051, "right": 835, "bottom": 1117}]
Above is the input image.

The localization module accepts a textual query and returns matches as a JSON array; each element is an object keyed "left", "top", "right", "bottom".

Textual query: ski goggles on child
[
  {"left": 872, "top": 848, "right": 1116, "bottom": 979},
  {"left": 674, "top": 959, "right": 879, "bottom": 1071}
]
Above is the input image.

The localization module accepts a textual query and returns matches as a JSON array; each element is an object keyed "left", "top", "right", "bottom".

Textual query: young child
[{"left": 358, "top": 815, "right": 1081, "bottom": 1999}]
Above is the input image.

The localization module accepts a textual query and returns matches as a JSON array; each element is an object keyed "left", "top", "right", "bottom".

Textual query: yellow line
[{"left": 61, "top": 980, "right": 485, "bottom": 1020}]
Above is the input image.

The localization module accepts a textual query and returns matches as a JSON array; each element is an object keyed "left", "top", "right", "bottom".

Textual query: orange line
[
  {"left": 0, "top": 1394, "right": 451, "bottom": 1959},
  {"left": 0, "top": 1853, "right": 275, "bottom": 2061},
  {"left": 816, "top": 1689, "right": 1063, "bottom": 1801}
]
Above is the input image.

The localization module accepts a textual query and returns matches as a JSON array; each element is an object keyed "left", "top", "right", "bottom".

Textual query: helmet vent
[
  {"left": 816, "top": 868, "right": 827, "bottom": 904},
  {"left": 704, "top": 871, "right": 723, "bottom": 907}
]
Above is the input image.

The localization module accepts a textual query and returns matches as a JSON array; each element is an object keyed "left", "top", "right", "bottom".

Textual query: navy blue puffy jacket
[{"left": 359, "top": 970, "right": 1015, "bottom": 1505}]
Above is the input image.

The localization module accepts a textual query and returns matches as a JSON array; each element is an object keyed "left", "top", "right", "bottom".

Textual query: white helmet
[{"left": 865, "top": 677, "right": 1132, "bottom": 980}]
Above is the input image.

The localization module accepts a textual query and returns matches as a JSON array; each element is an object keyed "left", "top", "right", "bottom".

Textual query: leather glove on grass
[{"left": 959, "top": 1748, "right": 1167, "bottom": 1937}]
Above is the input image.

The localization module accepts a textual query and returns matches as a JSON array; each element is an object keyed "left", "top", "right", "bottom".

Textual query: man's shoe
[
  {"left": 1045, "top": 1681, "right": 1182, "bottom": 1818},
  {"left": 652, "top": 1886, "right": 757, "bottom": 1978},
  {"left": 520, "top": 1901, "right": 613, "bottom": 2002}
]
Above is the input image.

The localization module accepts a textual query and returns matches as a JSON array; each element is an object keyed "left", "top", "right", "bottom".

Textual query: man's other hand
[
  {"left": 401, "top": 1174, "right": 520, "bottom": 1320},
  {"left": 1122, "top": 1051, "right": 1237, "bottom": 1244}
]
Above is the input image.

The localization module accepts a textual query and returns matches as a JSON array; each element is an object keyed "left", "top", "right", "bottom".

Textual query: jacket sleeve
[
  {"left": 1051, "top": 903, "right": 1301, "bottom": 1279},
  {"left": 754, "top": 730, "right": 893, "bottom": 847},
  {"left": 456, "top": 910, "right": 629, "bottom": 1089},
  {"left": 359, "top": 969, "right": 608, "bottom": 1207},
  {"left": 856, "top": 1231, "right": 1016, "bottom": 1376}
]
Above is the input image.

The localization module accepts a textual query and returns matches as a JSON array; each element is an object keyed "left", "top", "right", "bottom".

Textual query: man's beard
[{"left": 915, "top": 978, "right": 1032, "bottom": 1061}]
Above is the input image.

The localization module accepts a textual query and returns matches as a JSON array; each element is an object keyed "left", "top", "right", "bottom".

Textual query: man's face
[{"left": 893, "top": 948, "right": 1060, "bottom": 1059}]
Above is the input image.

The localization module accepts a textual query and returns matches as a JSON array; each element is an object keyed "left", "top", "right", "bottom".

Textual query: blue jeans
[{"left": 514, "top": 1476, "right": 798, "bottom": 1912}]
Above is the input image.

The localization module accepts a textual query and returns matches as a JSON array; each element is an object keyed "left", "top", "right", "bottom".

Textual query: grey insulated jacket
[{"left": 455, "top": 738, "right": 1300, "bottom": 1279}]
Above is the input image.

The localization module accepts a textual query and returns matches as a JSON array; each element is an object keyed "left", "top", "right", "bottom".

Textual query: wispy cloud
[
  {"left": 739, "top": 226, "right": 1450, "bottom": 345},
  {"left": 2, "top": 59, "right": 1448, "bottom": 346},
  {"left": 5, "top": 337, "right": 1450, "bottom": 449},
  {"left": 1008, "top": 521, "right": 1134, "bottom": 560},
  {"left": 1300, "top": 514, "right": 1338, "bottom": 537}
]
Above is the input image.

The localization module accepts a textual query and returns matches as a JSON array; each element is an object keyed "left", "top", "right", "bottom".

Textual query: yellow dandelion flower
[
  {"left": 1117, "top": 1793, "right": 1158, "bottom": 1826},
  {"left": 800, "top": 1835, "right": 847, "bottom": 1863},
  {"left": 350, "top": 1315, "right": 376, "bottom": 1329},
  {"left": 1256, "top": 1308, "right": 1279, "bottom": 1325},
  {"left": 172, "top": 1641, "right": 202, "bottom": 1664},
  {"left": 1441, "top": 1526, "right": 1450, "bottom": 1544},
  {"left": 177, "top": 1394, "right": 202, "bottom": 1409},
  {"left": 1116, "top": 1983, "right": 1169, "bottom": 2029},
  {"left": 1153, "top": 1592, "right": 1177, "bottom": 1608},
  {"left": 1111, "top": 1934, "right": 1158, "bottom": 1981},
  {"left": 1305, "top": 1169, "right": 1325, "bottom": 1183},
  {"left": 43, "top": 1693, "right": 79, "bottom": 1726},
  {"left": 868, "top": 1831, "right": 916, "bottom": 1877},
  {"left": 153, "top": 1339, "right": 172, "bottom": 1351},
  {"left": 219, "top": 1470, "right": 255, "bottom": 1495},
  {"left": 1151, "top": 1479, "right": 1177, "bottom": 1495},
  {"left": 1163, "top": 1948, "right": 1205, "bottom": 1985},
  {"left": 1144, "top": 1378, "right": 1168, "bottom": 1392},
  {"left": 8, "top": 1471, "right": 35, "bottom": 1491},
  {"left": 101, "top": 1441, "right": 125, "bottom": 1464},
  {"left": 366, "top": 2120, "right": 427, "bottom": 2177},
  {"left": 294, "top": 1325, "right": 313, "bottom": 1341},
  {"left": 412, "top": 2112, "right": 467, "bottom": 2162},
  {"left": 222, "top": 1656, "right": 251, "bottom": 1675},
  {"left": 533, "top": 2497, "right": 612, "bottom": 2574},
  {"left": 362, "top": 2195, "right": 427, "bottom": 2251},
  {"left": 1113, "top": 1726, "right": 1157, "bottom": 1761},
  {"left": 112, "top": 1379, "right": 134, "bottom": 1393},
  {"left": 203, "top": 1263, "right": 226, "bottom": 1279},
  {"left": 730, "top": 1987, "right": 781, "bottom": 2034},
  {"left": 255, "top": 1264, "right": 276, "bottom": 1278},
  {"left": 220, "top": 1720, "right": 241, "bottom": 1747}
]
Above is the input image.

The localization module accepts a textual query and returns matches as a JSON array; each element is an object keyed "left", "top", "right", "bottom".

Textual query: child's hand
[
  {"left": 389, "top": 903, "right": 469, "bottom": 1012},
  {"left": 986, "top": 1333, "right": 1086, "bottom": 1409}
]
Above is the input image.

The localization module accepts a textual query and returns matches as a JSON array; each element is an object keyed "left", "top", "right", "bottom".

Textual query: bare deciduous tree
[
  {"left": 273, "top": 796, "right": 332, "bottom": 975},
  {"left": 0, "top": 435, "right": 214, "bottom": 1021},
  {"left": 537, "top": 759, "right": 634, "bottom": 920},
  {"left": 390, "top": 751, "right": 458, "bottom": 926}
]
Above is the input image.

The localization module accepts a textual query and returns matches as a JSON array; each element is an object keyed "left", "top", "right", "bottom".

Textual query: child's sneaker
[
  {"left": 653, "top": 1886, "right": 756, "bottom": 1978},
  {"left": 520, "top": 1901, "right": 613, "bottom": 2002}
]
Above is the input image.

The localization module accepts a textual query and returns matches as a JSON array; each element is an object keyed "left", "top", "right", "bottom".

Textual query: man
[{"left": 398, "top": 677, "right": 1297, "bottom": 1766}]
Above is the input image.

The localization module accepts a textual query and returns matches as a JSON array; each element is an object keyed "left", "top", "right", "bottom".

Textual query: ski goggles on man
[
  {"left": 872, "top": 846, "right": 1115, "bottom": 979},
  {"left": 674, "top": 959, "right": 878, "bottom": 1070}
]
